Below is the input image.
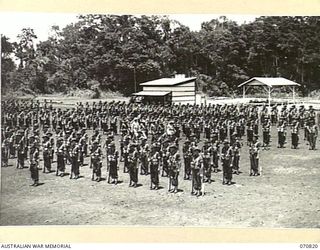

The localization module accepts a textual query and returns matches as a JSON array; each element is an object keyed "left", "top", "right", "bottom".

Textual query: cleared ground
[{"left": 1, "top": 95, "right": 320, "bottom": 227}]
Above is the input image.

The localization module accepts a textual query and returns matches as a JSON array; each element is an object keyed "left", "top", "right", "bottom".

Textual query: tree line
[{"left": 1, "top": 15, "right": 320, "bottom": 97}]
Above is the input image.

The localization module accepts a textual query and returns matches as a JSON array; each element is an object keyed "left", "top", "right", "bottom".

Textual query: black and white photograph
[{"left": 1, "top": 12, "right": 319, "bottom": 228}]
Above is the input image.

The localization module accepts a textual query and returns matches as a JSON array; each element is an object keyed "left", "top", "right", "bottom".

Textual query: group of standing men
[{"left": 1, "top": 99, "right": 318, "bottom": 196}]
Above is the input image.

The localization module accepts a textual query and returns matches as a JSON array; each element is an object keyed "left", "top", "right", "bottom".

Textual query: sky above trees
[
  {"left": 0, "top": 13, "right": 258, "bottom": 42},
  {"left": 1, "top": 15, "right": 319, "bottom": 97}
]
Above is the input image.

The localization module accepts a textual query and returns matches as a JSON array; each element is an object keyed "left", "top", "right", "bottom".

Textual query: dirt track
[{"left": 1, "top": 124, "right": 320, "bottom": 227}]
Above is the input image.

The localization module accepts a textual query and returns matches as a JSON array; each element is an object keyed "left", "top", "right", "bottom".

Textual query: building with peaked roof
[
  {"left": 238, "top": 77, "right": 301, "bottom": 106},
  {"left": 132, "top": 75, "right": 196, "bottom": 104}
]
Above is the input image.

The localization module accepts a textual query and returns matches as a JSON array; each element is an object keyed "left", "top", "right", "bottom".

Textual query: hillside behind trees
[{"left": 2, "top": 15, "right": 320, "bottom": 97}]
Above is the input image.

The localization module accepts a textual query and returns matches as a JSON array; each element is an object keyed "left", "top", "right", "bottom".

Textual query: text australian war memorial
[{"left": 1, "top": 15, "right": 319, "bottom": 227}]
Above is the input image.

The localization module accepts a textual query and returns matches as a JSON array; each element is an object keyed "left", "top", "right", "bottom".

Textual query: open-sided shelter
[{"left": 238, "top": 77, "right": 301, "bottom": 106}]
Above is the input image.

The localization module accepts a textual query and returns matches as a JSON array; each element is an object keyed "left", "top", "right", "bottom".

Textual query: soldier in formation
[
  {"left": 168, "top": 144, "right": 181, "bottom": 193},
  {"left": 70, "top": 139, "right": 80, "bottom": 179},
  {"left": 250, "top": 135, "right": 261, "bottom": 176},
  {"left": 149, "top": 144, "right": 161, "bottom": 190},
  {"left": 308, "top": 121, "right": 318, "bottom": 150},
  {"left": 2, "top": 99, "right": 318, "bottom": 194},
  {"left": 107, "top": 142, "right": 119, "bottom": 184},
  {"left": 221, "top": 140, "right": 233, "bottom": 185},
  {"left": 128, "top": 144, "right": 139, "bottom": 187},
  {"left": 91, "top": 141, "right": 103, "bottom": 182},
  {"left": 191, "top": 147, "right": 204, "bottom": 196},
  {"left": 29, "top": 143, "right": 40, "bottom": 186}
]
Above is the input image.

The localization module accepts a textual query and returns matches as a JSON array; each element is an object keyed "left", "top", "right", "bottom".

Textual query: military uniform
[
  {"left": 184, "top": 121, "right": 191, "bottom": 139},
  {"left": 277, "top": 123, "right": 286, "bottom": 148},
  {"left": 70, "top": 140, "right": 80, "bottom": 179},
  {"left": 78, "top": 135, "right": 87, "bottom": 166},
  {"left": 16, "top": 135, "right": 25, "bottom": 169},
  {"left": 122, "top": 139, "right": 130, "bottom": 173},
  {"left": 139, "top": 139, "right": 149, "bottom": 175},
  {"left": 119, "top": 130, "right": 127, "bottom": 161},
  {"left": 211, "top": 126, "right": 219, "bottom": 143},
  {"left": 168, "top": 144, "right": 181, "bottom": 193},
  {"left": 104, "top": 135, "right": 113, "bottom": 169},
  {"left": 110, "top": 116, "right": 118, "bottom": 134},
  {"left": 211, "top": 142, "right": 220, "bottom": 173},
  {"left": 9, "top": 133, "right": 16, "bottom": 158},
  {"left": 247, "top": 123, "right": 254, "bottom": 146},
  {"left": 29, "top": 145, "right": 40, "bottom": 186},
  {"left": 91, "top": 144, "right": 102, "bottom": 182},
  {"left": 1, "top": 139, "right": 9, "bottom": 167},
  {"left": 202, "top": 147, "right": 212, "bottom": 183},
  {"left": 42, "top": 136, "right": 52, "bottom": 173},
  {"left": 232, "top": 144, "right": 240, "bottom": 175},
  {"left": 48, "top": 132, "right": 55, "bottom": 162},
  {"left": 194, "top": 122, "right": 201, "bottom": 141},
  {"left": 161, "top": 142, "right": 170, "bottom": 177},
  {"left": 291, "top": 122, "right": 299, "bottom": 149},
  {"left": 221, "top": 141, "right": 233, "bottom": 185},
  {"left": 182, "top": 140, "right": 192, "bottom": 180},
  {"left": 107, "top": 142, "right": 119, "bottom": 184},
  {"left": 191, "top": 147, "right": 203, "bottom": 196},
  {"left": 250, "top": 141, "right": 260, "bottom": 176},
  {"left": 262, "top": 122, "right": 271, "bottom": 149},
  {"left": 128, "top": 144, "right": 139, "bottom": 187},
  {"left": 220, "top": 123, "right": 227, "bottom": 142},
  {"left": 101, "top": 116, "right": 108, "bottom": 133},
  {"left": 149, "top": 146, "right": 160, "bottom": 190},
  {"left": 204, "top": 122, "right": 211, "bottom": 140},
  {"left": 56, "top": 139, "right": 66, "bottom": 176},
  {"left": 271, "top": 108, "right": 277, "bottom": 125},
  {"left": 91, "top": 129, "right": 101, "bottom": 144},
  {"left": 308, "top": 123, "right": 318, "bottom": 150}
]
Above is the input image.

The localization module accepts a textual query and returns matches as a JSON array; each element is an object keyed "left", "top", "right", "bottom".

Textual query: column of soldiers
[{"left": 1, "top": 99, "right": 319, "bottom": 195}]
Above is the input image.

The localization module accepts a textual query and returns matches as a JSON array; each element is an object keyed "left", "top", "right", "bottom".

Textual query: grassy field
[{"left": 0, "top": 96, "right": 320, "bottom": 228}]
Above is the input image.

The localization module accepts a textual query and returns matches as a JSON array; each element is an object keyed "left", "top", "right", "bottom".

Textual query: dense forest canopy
[{"left": 1, "top": 15, "right": 320, "bottom": 97}]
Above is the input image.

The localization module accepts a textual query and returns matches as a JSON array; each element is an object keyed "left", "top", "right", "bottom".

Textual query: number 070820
[{"left": 300, "top": 244, "right": 318, "bottom": 248}]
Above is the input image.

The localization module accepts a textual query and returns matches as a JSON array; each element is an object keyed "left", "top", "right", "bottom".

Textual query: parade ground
[{"left": 1, "top": 96, "right": 319, "bottom": 228}]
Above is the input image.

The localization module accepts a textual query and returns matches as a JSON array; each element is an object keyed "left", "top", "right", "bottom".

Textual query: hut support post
[
  {"left": 268, "top": 87, "right": 272, "bottom": 107},
  {"left": 292, "top": 86, "right": 295, "bottom": 103}
]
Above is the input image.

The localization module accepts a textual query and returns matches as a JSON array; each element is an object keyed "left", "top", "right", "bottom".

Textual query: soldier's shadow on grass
[
  {"left": 46, "top": 170, "right": 56, "bottom": 174},
  {"left": 233, "top": 171, "right": 243, "bottom": 175},
  {"left": 106, "top": 180, "right": 124, "bottom": 184},
  {"left": 204, "top": 180, "right": 214, "bottom": 184},
  {"left": 71, "top": 175, "right": 84, "bottom": 179},
  {"left": 150, "top": 186, "right": 164, "bottom": 190},
  {"left": 36, "top": 183, "right": 45, "bottom": 186}
]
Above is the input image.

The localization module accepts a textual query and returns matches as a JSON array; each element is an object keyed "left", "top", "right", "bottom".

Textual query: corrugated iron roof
[
  {"left": 132, "top": 91, "right": 171, "bottom": 96},
  {"left": 238, "top": 77, "right": 301, "bottom": 87},
  {"left": 140, "top": 77, "right": 196, "bottom": 86}
]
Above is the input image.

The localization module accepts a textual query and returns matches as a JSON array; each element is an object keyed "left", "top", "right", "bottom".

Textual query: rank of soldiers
[{"left": 1, "top": 99, "right": 318, "bottom": 196}]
